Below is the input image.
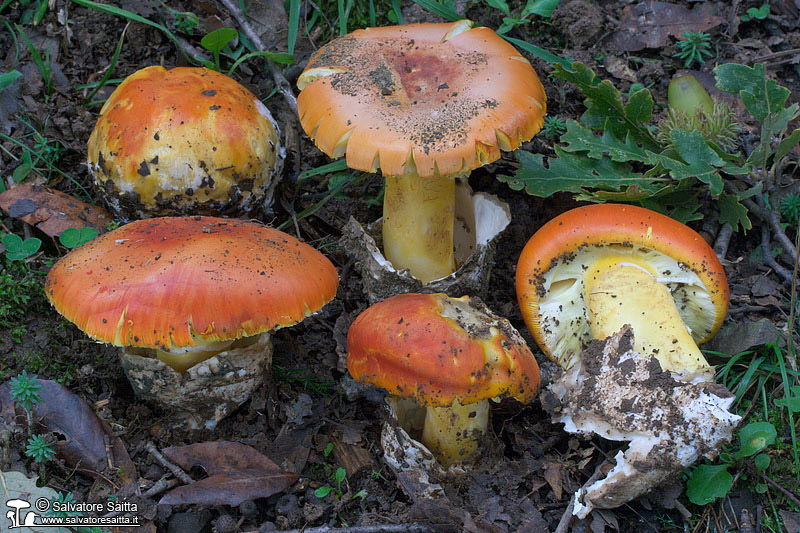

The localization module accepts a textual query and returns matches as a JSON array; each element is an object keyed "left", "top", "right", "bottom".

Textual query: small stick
[
  {"left": 219, "top": 0, "right": 298, "bottom": 117},
  {"left": 787, "top": 216, "right": 800, "bottom": 376},
  {"left": 144, "top": 442, "right": 193, "bottom": 485},
  {"left": 713, "top": 223, "right": 733, "bottom": 262},
  {"left": 554, "top": 466, "right": 606, "bottom": 533},
  {"left": 143, "top": 476, "right": 180, "bottom": 498},
  {"left": 246, "top": 525, "right": 432, "bottom": 533},
  {"left": 761, "top": 224, "right": 793, "bottom": 283}
]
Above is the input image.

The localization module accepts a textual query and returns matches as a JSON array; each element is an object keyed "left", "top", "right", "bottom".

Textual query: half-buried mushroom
[
  {"left": 347, "top": 293, "right": 540, "bottom": 467},
  {"left": 297, "top": 21, "right": 545, "bottom": 285},
  {"left": 45, "top": 217, "right": 338, "bottom": 428},
  {"left": 88, "top": 67, "right": 284, "bottom": 220}
]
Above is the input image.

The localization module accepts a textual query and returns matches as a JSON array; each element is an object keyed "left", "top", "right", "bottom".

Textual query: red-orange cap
[
  {"left": 88, "top": 66, "right": 282, "bottom": 218},
  {"left": 45, "top": 217, "right": 338, "bottom": 350},
  {"left": 516, "top": 204, "right": 729, "bottom": 364},
  {"left": 347, "top": 293, "right": 540, "bottom": 407},
  {"left": 297, "top": 21, "right": 546, "bottom": 178}
]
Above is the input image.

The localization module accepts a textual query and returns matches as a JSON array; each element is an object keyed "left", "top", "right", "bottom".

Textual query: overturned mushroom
[
  {"left": 45, "top": 217, "right": 338, "bottom": 428},
  {"left": 347, "top": 293, "right": 540, "bottom": 466},
  {"left": 516, "top": 203, "right": 729, "bottom": 382},
  {"left": 516, "top": 204, "right": 738, "bottom": 515},
  {"left": 88, "top": 67, "right": 284, "bottom": 220},
  {"left": 298, "top": 21, "right": 545, "bottom": 284}
]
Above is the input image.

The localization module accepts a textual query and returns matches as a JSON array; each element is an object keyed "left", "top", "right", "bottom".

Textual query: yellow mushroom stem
[
  {"left": 156, "top": 339, "right": 235, "bottom": 374},
  {"left": 584, "top": 263, "right": 713, "bottom": 381},
  {"left": 421, "top": 398, "right": 489, "bottom": 467},
  {"left": 382, "top": 172, "right": 456, "bottom": 284}
]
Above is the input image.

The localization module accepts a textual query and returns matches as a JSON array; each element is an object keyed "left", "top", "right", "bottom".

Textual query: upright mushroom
[
  {"left": 88, "top": 66, "right": 284, "bottom": 220},
  {"left": 516, "top": 203, "right": 729, "bottom": 382},
  {"left": 297, "top": 21, "right": 545, "bottom": 283},
  {"left": 347, "top": 293, "right": 540, "bottom": 466},
  {"left": 45, "top": 217, "right": 338, "bottom": 427}
]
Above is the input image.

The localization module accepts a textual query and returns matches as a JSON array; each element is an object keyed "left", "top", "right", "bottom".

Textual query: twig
[
  {"left": 713, "top": 223, "right": 734, "bottom": 262},
  {"left": 144, "top": 442, "right": 193, "bottom": 485},
  {"left": 788, "top": 216, "right": 800, "bottom": 376},
  {"left": 219, "top": 0, "right": 298, "bottom": 116},
  {"left": 245, "top": 526, "right": 432, "bottom": 533},
  {"left": 554, "top": 467, "right": 606, "bottom": 533},
  {"left": 744, "top": 197, "right": 798, "bottom": 259},
  {"left": 761, "top": 224, "right": 794, "bottom": 283},
  {"left": 759, "top": 471, "right": 800, "bottom": 507},
  {"left": 143, "top": 476, "right": 180, "bottom": 498}
]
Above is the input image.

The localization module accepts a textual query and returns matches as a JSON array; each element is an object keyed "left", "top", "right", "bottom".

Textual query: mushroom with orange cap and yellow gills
[
  {"left": 347, "top": 293, "right": 540, "bottom": 467},
  {"left": 88, "top": 66, "right": 284, "bottom": 220},
  {"left": 516, "top": 204, "right": 740, "bottom": 517},
  {"left": 45, "top": 216, "right": 338, "bottom": 428},
  {"left": 516, "top": 203, "right": 729, "bottom": 383},
  {"left": 297, "top": 20, "right": 545, "bottom": 284}
]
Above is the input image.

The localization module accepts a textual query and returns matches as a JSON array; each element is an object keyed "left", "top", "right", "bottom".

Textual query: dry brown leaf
[
  {"left": 0, "top": 380, "right": 137, "bottom": 484},
  {"left": 612, "top": 1, "right": 725, "bottom": 52},
  {"left": 604, "top": 56, "right": 638, "bottom": 83},
  {"left": 543, "top": 461, "right": 563, "bottom": 501},
  {"left": 0, "top": 184, "right": 112, "bottom": 237},
  {"left": 158, "top": 441, "right": 298, "bottom": 506}
]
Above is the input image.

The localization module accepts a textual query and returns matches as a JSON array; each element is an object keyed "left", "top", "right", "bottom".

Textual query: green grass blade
[
  {"left": 288, "top": 0, "right": 300, "bottom": 55},
  {"left": 409, "top": 0, "right": 461, "bottom": 21},
  {"left": 368, "top": 0, "right": 376, "bottom": 26},
  {"left": 299, "top": 160, "right": 350, "bottom": 180},
  {"left": 733, "top": 356, "right": 764, "bottom": 405},
  {"left": 772, "top": 342, "right": 800, "bottom": 466},
  {"left": 83, "top": 22, "right": 129, "bottom": 105},
  {"left": 502, "top": 35, "right": 570, "bottom": 67},
  {"left": 15, "top": 25, "right": 51, "bottom": 98},
  {"left": 392, "top": 0, "right": 404, "bottom": 23},
  {"left": 338, "top": 0, "right": 347, "bottom": 35},
  {"left": 228, "top": 51, "right": 294, "bottom": 76},
  {"left": 70, "top": 0, "right": 188, "bottom": 61},
  {"left": 278, "top": 171, "right": 364, "bottom": 231}
]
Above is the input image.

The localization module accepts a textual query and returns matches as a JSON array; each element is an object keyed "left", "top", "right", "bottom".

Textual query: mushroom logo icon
[{"left": 5, "top": 499, "right": 37, "bottom": 528}]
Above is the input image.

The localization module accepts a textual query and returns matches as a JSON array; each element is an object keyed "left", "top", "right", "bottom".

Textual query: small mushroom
[
  {"left": 297, "top": 21, "right": 545, "bottom": 284},
  {"left": 45, "top": 216, "right": 338, "bottom": 427},
  {"left": 88, "top": 67, "right": 284, "bottom": 220},
  {"left": 516, "top": 203, "right": 729, "bottom": 382},
  {"left": 347, "top": 293, "right": 540, "bottom": 466}
]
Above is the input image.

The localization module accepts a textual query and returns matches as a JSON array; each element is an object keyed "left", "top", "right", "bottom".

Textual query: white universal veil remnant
[
  {"left": 547, "top": 327, "right": 740, "bottom": 517},
  {"left": 516, "top": 204, "right": 740, "bottom": 515},
  {"left": 296, "top": 20, "right": 545, "bottom": 298}
]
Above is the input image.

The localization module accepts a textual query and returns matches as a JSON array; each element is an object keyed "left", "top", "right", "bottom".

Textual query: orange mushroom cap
[
  {"left": 516, "top": 204, "right": 729, "bottom": 365},
  {"left": 88, "top": 66, "right": 283, "bottom": 219},
  {"left": 45, "top": 217, "right": 338, "bottom": 350},
  {"left": 297, "top": 21, "right": 546, "bottom": 178},
  {"left": 347, "top": 293, "right": 540, "bottom": 407}
]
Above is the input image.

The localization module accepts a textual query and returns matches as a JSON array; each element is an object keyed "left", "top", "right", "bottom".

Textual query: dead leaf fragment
[
  {"left": 543, "top": 461, "right": 564, "bottom": 501},
  {"left": 36, "top": 381, "right": 137, "bottom": 484},
  {"left": 158, "top": 441, "right": 298, "bottom": 506},
  {"left": 0, "top": 185, "right": 112, "bottom": 238},
  {"left": 612, "top": 1, "right": 725, "bottom": 52},
  {"left": 604, "top": 56, "right": 638, "bottom": 83},
  {"left": 0, "top": 380, "right": 136, "bottom": 485}
]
